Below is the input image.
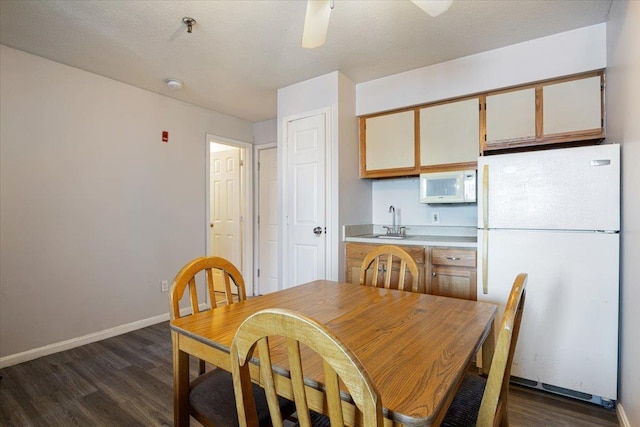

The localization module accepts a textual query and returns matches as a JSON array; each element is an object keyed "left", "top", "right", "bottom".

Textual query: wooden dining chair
[
  {"left": 441, "top": 273, "right": 528, "bottom": 427},
  {"left": 359, "top": 244, "right": 421, "bottom": 292},
  {"left": 170, "top": 256, "right": 294, "bottom": 427},
  {"left": 230, "top": 308, "right": 384, "bottom": 427}
]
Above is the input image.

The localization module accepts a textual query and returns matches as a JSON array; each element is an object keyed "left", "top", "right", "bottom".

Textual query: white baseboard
[
  {"left": 0, "top": 304, "right": 209, "bottom": 369},
  {"left": 617, "top": 401, "right": 631, "bottom": 427}
]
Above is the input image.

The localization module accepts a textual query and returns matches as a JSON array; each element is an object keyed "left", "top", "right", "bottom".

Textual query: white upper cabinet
[
  {"left": 543, "top": 76, "right": 602, "bottom": 136},
  {"left": 482, "top": 71, "right": 604, "bottom": 152},
  {"left": 361, "top": 110, "right": 415, "bottom": 177},
  {"left": 485, "top": 88, "right": 536, "bottom": 145},
  {"left": 358, "top": 71, "right": 604, "bottom": 178},
  {"left": 420, "top": 98, "right": 479, "bottom": 167}
]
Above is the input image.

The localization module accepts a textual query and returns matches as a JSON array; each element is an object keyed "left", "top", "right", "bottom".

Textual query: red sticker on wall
[{"left": 162, "top": 131, "right": 169, "bottom": 142}]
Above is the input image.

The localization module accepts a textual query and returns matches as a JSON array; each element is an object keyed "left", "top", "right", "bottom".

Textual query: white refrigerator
[{"left": 477, "top": 144, "right": 619, "bottom": 407}]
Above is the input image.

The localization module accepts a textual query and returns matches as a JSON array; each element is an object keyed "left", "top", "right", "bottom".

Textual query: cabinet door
[
  {"left": 429, "top": 247, "right": 477, "bottom": 300},
  {"left": 361, "top": 110, "right": 416, "bottom": 177},
  {"left": 420, "top": 98, "right": 479, "bottom": 168},
  {"left": 431, "top": 267, "right": 477, "bottom": 300},
  {"left": 543, "top": 76, "right": 603, "bottom": 137},
  {"left": 485, "top": 88, "right": 536, "bottom": 146}
]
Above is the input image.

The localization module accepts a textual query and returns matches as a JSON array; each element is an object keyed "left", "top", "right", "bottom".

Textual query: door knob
[
  {"left": 313, "top": 226, "right": 323, "bottom": 236},
  {"left": 210, "top": 223, "right": 214, "bottom": 228}
]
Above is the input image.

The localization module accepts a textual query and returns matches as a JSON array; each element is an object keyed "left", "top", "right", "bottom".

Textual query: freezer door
[
  {"left": 478, "top": 144, "right": 620, "bottom": 231},
  {"left": 477, "top": 229, "right": 619, "bottom": 400}
]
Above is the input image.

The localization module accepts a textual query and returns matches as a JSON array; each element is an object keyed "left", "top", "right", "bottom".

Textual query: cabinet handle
[
  {"left": 445, "top": 256, "right": 460, "bottom": 261},
  {"left": 432, "top": 272, "right": 436, "bottom": 277},
  {"left": 483, "top": 164, "right": 489, "bottom": 229},
  {"left": 482, "top": 229, "right": 488, "bottom": 294}
]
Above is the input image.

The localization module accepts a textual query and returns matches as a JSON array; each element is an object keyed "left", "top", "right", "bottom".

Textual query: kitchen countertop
[{"left": 343, "top": 224, "right": 477, "bottom": 248}]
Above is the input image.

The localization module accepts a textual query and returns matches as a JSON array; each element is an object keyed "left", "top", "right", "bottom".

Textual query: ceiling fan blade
[
  {"left": 410, "top": 0, "right": 453, "bottom": 17},
  {"left": 302, "top": 0, "right": 332, "bottom": 49}
]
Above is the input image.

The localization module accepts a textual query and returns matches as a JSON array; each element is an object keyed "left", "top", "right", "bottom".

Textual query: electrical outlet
[
  {"left": 161, "top": 280, "right": 169, "bottom": 293},
  {"left": 431, "top": 212, "right": 440, "bottom": 224}
]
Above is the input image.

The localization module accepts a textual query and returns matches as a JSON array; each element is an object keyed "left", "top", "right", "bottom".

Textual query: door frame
[
  {"left": 205, "top": 133, "right": 254, "bottom": 294},
  {"left": 254, "top": 143, "right": 277, "bottom": 295},
  {"left": 280, "top": 107, "right": 333, "bottom": 289}
]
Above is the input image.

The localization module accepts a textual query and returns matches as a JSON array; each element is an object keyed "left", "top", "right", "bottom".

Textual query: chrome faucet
[
  {"left": 389, "top": 205, "right": 396, "bottom": 234},
  {"left": 383, "top": 205, "right": 405, "bottom": 237}
]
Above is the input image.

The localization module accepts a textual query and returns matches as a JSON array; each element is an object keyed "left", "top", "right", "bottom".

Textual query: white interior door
[
  {"left": 257, "top": 147, "right": 278, "bottom": 294},
  {"left": 286, "top": 114, "right": 326, "bottom": 288},
  {"left": 210, "top": 145, "right": 242, "bottom": 291}
]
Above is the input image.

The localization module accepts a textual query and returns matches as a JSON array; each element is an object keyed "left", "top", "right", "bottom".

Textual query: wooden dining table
[{"left": 170, "top": 280, "right": 497, "bottom": 427}]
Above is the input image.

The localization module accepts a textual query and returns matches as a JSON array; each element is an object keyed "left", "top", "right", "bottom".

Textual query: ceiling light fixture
[
  {"left": 410, "top": 0, "right": 454, "bottom": 17},
  {"left": 182, "top": 17, "right": 196, "bottom": 33},
  {"left": 165, "top": 78, "right": 184, "bottom": 90}
]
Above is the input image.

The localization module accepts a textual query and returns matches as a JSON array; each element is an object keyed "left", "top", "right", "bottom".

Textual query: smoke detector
[{"left": 165, "top": 78, "right": 184, "bottom": 90}]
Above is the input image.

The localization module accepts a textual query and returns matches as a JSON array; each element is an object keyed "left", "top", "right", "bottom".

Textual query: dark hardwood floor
[{"left": 0, "top": 321, "right": 619, "bottom": 426}]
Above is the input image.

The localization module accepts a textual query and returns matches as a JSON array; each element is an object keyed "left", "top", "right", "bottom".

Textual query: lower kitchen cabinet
[
  {"left": 345, "top": 242, "right": 426, "bottom": 292},
  {"left": 427, "top": 247, "right": 477, "bottom": 301}
]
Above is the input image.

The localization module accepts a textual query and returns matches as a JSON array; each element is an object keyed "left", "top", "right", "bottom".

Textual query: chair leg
[{"left": 498, "top": 400, "right": 509, "bottom": 427}]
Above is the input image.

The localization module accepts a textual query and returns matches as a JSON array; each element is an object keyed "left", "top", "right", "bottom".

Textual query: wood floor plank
[
  {"left": 0, "top": 386, "right": 40, "bottom": 426},
  {"left": 77, "top": 389, "right": 146, "bottom": 426},
  {"left": 33, "top": 399, "right": 96, "bottom": 427},
  {"left": 0, "top": 321, "right": 619, "bottom": 427},
  {"left": 508, "top": 384, "right": 618, "bottom": 427}
]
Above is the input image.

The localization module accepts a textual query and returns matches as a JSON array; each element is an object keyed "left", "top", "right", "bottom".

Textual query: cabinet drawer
[
  {"left": 346, "top": 243, "right": 426, "bottom": 264},
  {"left": 431, "top": 248, "right": 476, "bottom": 267}
]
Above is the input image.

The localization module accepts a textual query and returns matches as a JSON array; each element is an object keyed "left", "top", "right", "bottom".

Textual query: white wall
[
  {"left": 0, "top": 45, "right": 254, "bottom": 362},
  {"left": 277, "top": 72, "right": 371, "bottom": 283},
  {"left": 357, "top": 23, "right": 607, "bottom": 116},
  {"left": 337, "top": 72, "right": 372, "bottom": 279},
  {"left": 606, "top": 2, "right": 640, "bottom": 426},
  {"left": 372, "top": 178, "right": 476, "bottom": 227},
  {"left": 252, "top": 119, "right": 277, "bottom": 145}
]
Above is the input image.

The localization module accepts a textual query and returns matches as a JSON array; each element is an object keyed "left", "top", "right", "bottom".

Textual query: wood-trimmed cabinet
[
  {"left": 482, "top": 71, "right": 604, "bottom": 152},
  {"left": 359, "top": 109, "right": 417, "bottom": 178},
  {"left": 484, "top": 88, "right": 536, "bottom": 146},
  {"left": 345, "top": 242, "right": 478, "bottom": 301},
  {"left": 345, "top": 242, "right": 426, "bottom": 292},
  {"left": 359, "top": 70, "right": 605, "bottom": 178},
  {"left": 419, "top": 97, "right": 480, "bottom": 171},
  {"left": 427, "top": 247, "right": 477, "bottom": 301}
]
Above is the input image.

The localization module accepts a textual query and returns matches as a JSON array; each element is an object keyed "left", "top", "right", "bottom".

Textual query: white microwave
[{"left": 420, "top": 170, "right": 477, "bottom": 204}]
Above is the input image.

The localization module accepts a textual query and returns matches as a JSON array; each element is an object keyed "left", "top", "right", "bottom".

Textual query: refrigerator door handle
[
  {"left": 482, "top": 229, "right": 488, "bottom": 294},
  {"left": 482, "top": 164, "right": 489, "bottom": 229},
  {"left": 591, "top": 159, "right": 611, "bottom": 166}
]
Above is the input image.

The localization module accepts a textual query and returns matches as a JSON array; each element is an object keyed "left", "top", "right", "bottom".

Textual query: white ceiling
[{"left": 0, "top": 0, "right": 612, "bottom": 123}]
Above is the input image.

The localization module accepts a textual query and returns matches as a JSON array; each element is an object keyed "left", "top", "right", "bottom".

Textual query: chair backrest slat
[
  {"left": 324, "top": 360, "right": 345, "bottom": 425},
  {"left": 257, "top": 338, "right": 283, "bottom": 427},
  {"left": 205, "top": 268, "right": 217, "bottom": 309},
  {"left": 288, "top": 338, "right": 311, "bottom": 426},
  {"left": 188, "top": 277, "right": 199, "bottom": 315}
]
